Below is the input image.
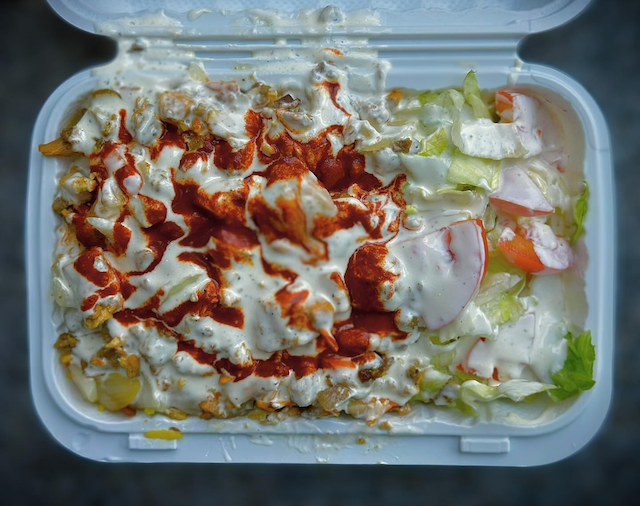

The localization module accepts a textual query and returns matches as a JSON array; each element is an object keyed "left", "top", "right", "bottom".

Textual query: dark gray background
[{"left": 1, "top": 0, "right": 637, "bottom": 504}]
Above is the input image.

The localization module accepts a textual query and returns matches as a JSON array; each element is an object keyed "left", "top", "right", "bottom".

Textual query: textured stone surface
[{"left": 1, "top": 0, "right": 637, "bottom": 503}]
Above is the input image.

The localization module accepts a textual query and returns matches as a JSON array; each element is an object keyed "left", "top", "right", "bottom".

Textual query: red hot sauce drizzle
[
  {"left": 344, "top": 243, "right": 397, "bottom": 312},
  {"left": 74, "top": 91, "right": 412, "bottom": 382},
  {"left": 342, "top": 243, "right": 408, "bottom": 342},
  {"left": 179, "top": 133, "right": 217, "bottom": 172},
  {"left": 137, "top": 194, "right": 168, "bottom": 226},
  {"left": 149, "top": 122, "right": 187, "bottom": 160},
  {"left": 113, "top": 153, "right": 140, "bottom": 195},
  {"left": 129, "top": 221, "right": 184, "bottom": 276},
  {"left": 213, "top": 110, "right": 263, "bottom": 172},
  {"left": 114, "top": 290, "right": 181, "bottom": 339},
  {"left": 182, "top": 345, "right": 377, "bottom": 383},
  {"left": 73, "top": 247, "right": 123, "bottom": 311},
  {"left": 74, "top": 247, "right": 115, "bottom": 288},
  {"left": 321, "top": 81, "right": 350, "bottom": 116},
  {"left": 258, "top": 124, "right": 380, "bottom": 195},
  {"left": 118, "top": 109, "right": 133, "bottom": 144}
]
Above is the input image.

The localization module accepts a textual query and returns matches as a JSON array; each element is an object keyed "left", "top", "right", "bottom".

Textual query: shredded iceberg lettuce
[
  {"left": 412, "top": 368, "right": 452, "bottom": 402},
  {"left": 463, "top": 70, "right": 492, "bottom": 120},
  {"left": 447, "top": 149, "right": 499, "bottom": 191},
  {"left": 454, "top": 367, "right": 489, "bottom": 385},
  {"left": 370, "top": 72, "right": 594, "bottom": 417},
  {"left": 418, "top": 88, "right": 465, "bottom": 111},
  {"left": 476, "top": 274, "right": 526, "bottom": 326},
  {"left": 419, "top": 127, "right": 449, "bottom": 157},
  {"left": 457, "top": 379, "right": 555, "bottom": 415},
  {"left": 475, "top": 272, "right": 512, "bottom": 306},
  {"left": 481, "top": 293, "right": 525, "bottom": 326}
]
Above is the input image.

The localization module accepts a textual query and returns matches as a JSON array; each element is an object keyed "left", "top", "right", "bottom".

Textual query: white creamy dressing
[
  {"left": 452, "top": 93, "right": 543, "bottom": 159},
  {"left": 525, "top": 221, "right": 574, "bottom": 271},
  {"left": 467, "top": 314, "right": 536, "bottom": 379},
  {"left": 386, "top": 219, "right": 486, "bottom": 331},
  {"left": 50, "top": 8, "right": 588, "bottom": 423},
  {"left": 490, "top": 166, "right": 554, "bottom": 216}
]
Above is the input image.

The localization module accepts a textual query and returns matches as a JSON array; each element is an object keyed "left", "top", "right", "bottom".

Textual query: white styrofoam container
[{"left": 28, "top": 0, "right": 614, "bottom": 465}]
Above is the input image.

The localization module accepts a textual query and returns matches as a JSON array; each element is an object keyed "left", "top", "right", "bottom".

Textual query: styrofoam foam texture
[
  {"left": 48, "top": 0, "right": 591, "bottom": 36},
  {"left": 27, "top": 47, "right": 614, "bottom": 463}
]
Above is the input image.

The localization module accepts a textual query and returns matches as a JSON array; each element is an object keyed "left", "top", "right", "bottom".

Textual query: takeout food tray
[{"left": 27, "top": 0, "right": 614, "bottom": 464}]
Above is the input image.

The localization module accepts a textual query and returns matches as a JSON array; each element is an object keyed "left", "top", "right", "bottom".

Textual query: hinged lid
[{"left": 48, "top": 0, "right": 591, "bottom": 39}]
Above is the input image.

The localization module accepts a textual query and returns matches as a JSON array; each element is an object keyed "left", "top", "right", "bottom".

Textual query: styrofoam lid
[{"left": 48, "top": 0, "right": 591, "bottom": 37}]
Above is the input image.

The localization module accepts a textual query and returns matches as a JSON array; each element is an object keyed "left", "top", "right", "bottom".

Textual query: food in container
[{"left": 28, "top": 1, "right": 613, "bottom": 465}]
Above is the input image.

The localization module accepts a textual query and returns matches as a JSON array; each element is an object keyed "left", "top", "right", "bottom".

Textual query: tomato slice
[
  {"left": 489, "top": 196, "right": 554, "bottom": 217},
  {"left": 495, "top": 90, "right": 514, "bottom": 121},
  {"left": 497, "top": 232, "right": 545, "bottom": 273}
]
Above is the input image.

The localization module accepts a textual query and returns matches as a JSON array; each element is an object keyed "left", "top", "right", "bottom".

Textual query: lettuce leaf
[
  {"left": 419, "top": 127, "right": 448, "bottom": 157},
  {"left": 412, "top": 369, "right": 452, "bottom": 402},
  {"left": 428, "top": 334, "right": 458, "bottom": 346},
  {"left": 571, "top": 182, "right": 589, "bottom": 245},
  {"left": 475, "top": 272, "right": 511, "bottom": 306},
  {"left": 481, "top": 292, "right": 525, "bottom": 326},
  {"left": 418, "top": 91, "right": 439, "bottom": 106},
  {"left": 418, "top": 89, "right": 465, "bottom": 110},
  {"left": 454, "top": 368, "right": 489, "bottom": 385},
  {"left": 463, "top": 71, "right": 492, "bottom": 120},
  {"left": 458, "top": 379, "right": 555, "bottom": 415},
  {"left": 550, "top": 331, "right": 596, "bottom": 401},
  {"left": 447, "top": 149, "right": 499, "bottom": 191},
  {"left": 476, "top": 272, "right": 525, "bottom": 326},
  {"left": 431, "top": 350, "right": 456, "bottom": 367},
  {"left": 487, "top": 250, "right": 526, "bottom": 276},
  {"left": 163, "top": 274, "right": 203, "bottom": 302},
  {"left": 483, "top": 203, "right": 497, "bottom": 232}
]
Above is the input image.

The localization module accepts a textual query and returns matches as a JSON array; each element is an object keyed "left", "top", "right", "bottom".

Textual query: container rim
[
  {"left": 27, "top": 59, "right": 614, "bottom": 464},
  {"left": 47, "top": 0, "right": 591, "bottom": 39}
]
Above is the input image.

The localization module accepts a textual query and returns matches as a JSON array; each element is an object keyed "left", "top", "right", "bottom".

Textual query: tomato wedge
[
  {"left": 495, "top": 90, "right": 514, "bottom": 122},
  {"left": 497, "top": 232, "right": 545, "bottom": 273}
]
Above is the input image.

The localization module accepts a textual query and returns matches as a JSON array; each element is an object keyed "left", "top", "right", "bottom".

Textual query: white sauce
[{"left": 50, "top": 17, "right": 586, "bottom": 423}]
